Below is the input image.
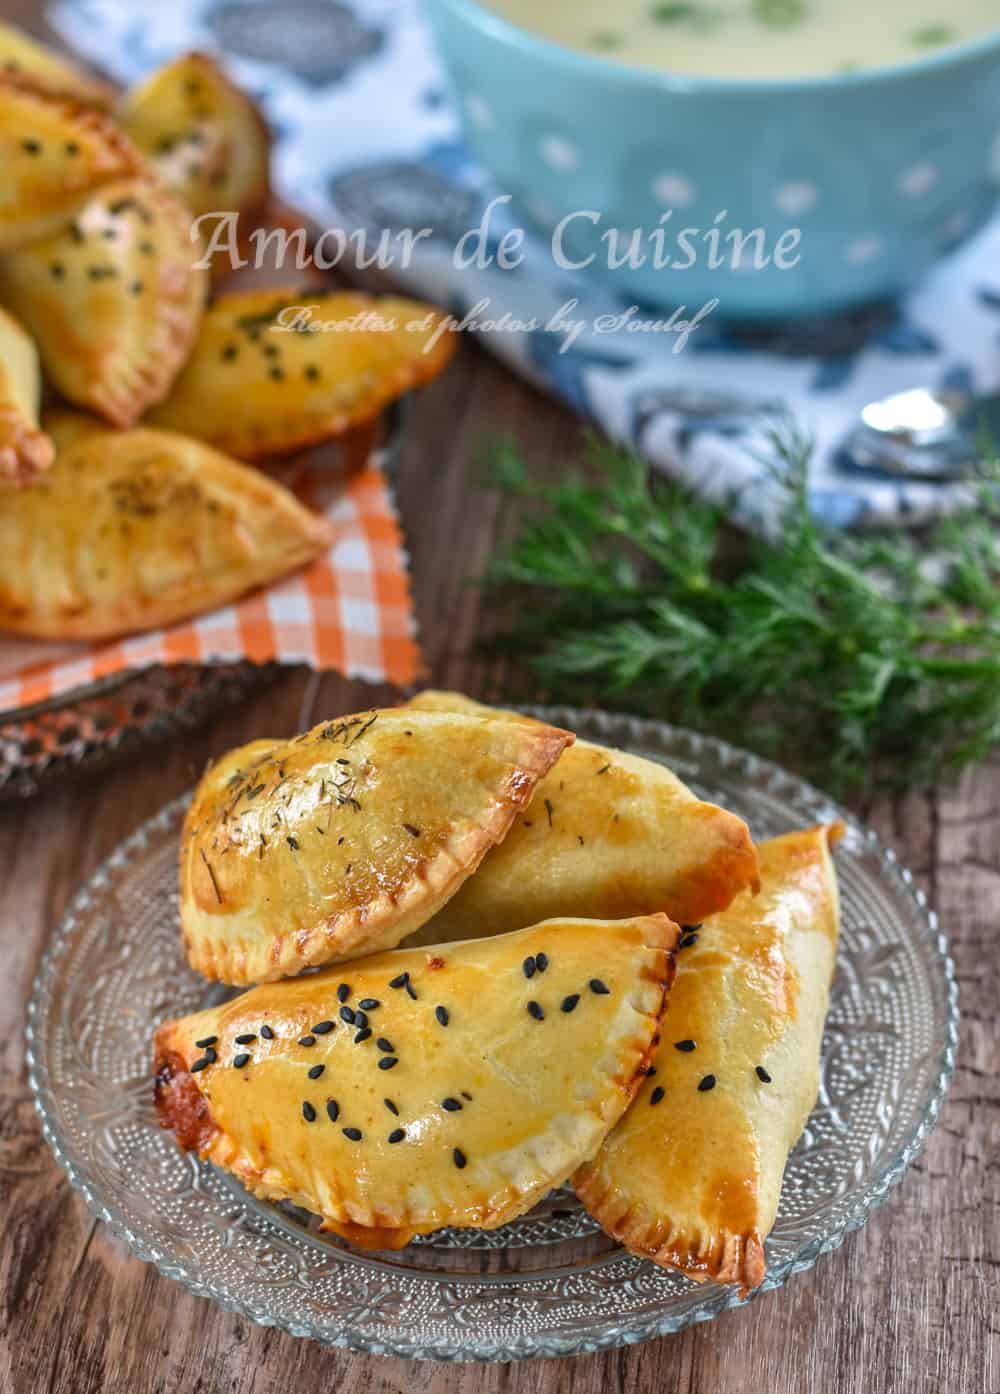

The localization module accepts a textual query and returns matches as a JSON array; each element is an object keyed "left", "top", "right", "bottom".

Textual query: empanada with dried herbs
[
  {"left": 574, "top": 823, "right": 842, "bottom": 1293},
  {"left": 403, "top": 691, "right": 760, "bottom": 940},
  {"left": 154, "top": 913, "right": 678, "bottom": 1248},
  {"left": 0, "top": 306, "right": 52, "bottom": 486},
  {"left": 0, "top": 420, "right": 331, "bottom": 640},
  {"left": 0, "top": 174, "right": 207, "bottom": 425},
  {"left": 180, "top": 708, "right": 574, "bottom": 985},
  {"left": 147, "top": 287, "right": 455, "bottom": 459}
]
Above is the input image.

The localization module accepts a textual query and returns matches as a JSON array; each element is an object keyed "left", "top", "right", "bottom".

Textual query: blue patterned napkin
[{"left": 53, "top": 0, "right": 1000, "bottom": 528}]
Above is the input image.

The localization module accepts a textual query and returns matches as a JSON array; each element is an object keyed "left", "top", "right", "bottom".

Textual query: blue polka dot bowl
[{"left": 425, "top": 0, "right": 1000, "bottom": 320}]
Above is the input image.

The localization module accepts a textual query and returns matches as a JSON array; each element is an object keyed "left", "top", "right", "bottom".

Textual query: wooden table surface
[{"left": 1, "top": 6, "right": 997, "bottom": 1393}]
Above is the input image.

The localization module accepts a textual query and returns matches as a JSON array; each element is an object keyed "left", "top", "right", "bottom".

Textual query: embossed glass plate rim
[{"left": 25, "top": 708, "right": 960, "bottom": 1362}]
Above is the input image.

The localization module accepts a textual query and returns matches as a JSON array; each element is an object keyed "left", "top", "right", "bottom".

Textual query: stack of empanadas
[
  {"left": 0, "top": 24, "right": 455, "bottom": 641},
  {"left": 156, "top": 692, "right": 842, "bottom": 1292}
]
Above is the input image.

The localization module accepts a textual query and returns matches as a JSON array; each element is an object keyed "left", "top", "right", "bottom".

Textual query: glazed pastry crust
[
  {"left": 404, "top": 691, "right": 760, "bottom": 939},
  {"left": 0, "top": 421, "right": 331, "bottom": 640},
  {"left": 154, "top": 914, "right": 679, "bottom": 1245},
  {"left": 0, "top": 71, "right": 140, "bottom": 250},
  {"left": 0, "top": 174, "right": 207, "bottom": 426},
  {"left": 0, "top": 307, "right": 52, "bottom": 486},
  {"left": 118, "top": 51, "right": 270, "bottom": 235},
  {"left": 148, "top": 288, "right": 456, "bottom": 459},
  {"left": 180, "top": 709, "right": 575, "bottom": 985},
  {"left": 574, "top": 823, "right": 842, "bottom": 1293},
  {"left": 0, "top": 22, "right": 115, "bottom": 107}
]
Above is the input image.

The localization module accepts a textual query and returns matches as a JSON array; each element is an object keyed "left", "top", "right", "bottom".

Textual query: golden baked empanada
[
  {"left": 0, "top": 421, "right": 330, "bottom": 640},
  {"left": 148, "top": 288, "right": 456, "bottom": 459},
  {"left": 180, "top": 709, "right": 574, "bottom": 985},
  {"left": 118, "top": 52, "right": 270, "bottom": 231},
  {"left": 0, "top": 22, "right": 114, "bottom": 107},
  {"left": 0, "top": 175, "right": 207, "bottom": 425},
  {"left": 575, "top": 823, "right": 842, "bottom": 1293},
  {"left": 403, "top": 692, "right": 759, "bottom": 940},
  {"left": 0, "top": 72, "right": 139, "bottom": 250},
  {"left": 154, "top": 913, "right": 678, "bottom": 1248},
  {"left": 0, "top": 306, "right": 52, "bottom": 486}
]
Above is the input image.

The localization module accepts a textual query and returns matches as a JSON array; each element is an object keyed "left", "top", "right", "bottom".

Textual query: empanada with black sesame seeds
[
  {"left": 0, "top": 306, "right": 53, "bottom": 486},
  {"left": 180, "top": 708, "right": 574, "bottom": 986},
  {"left": 402, "top": 691, "right": 760, "bottom": 939},
  {"left": 0, "top": 174, "right": 207, "bottom": 426},
  {"left": 0, "top": 421, "right": 331, "bottom": 640},
  {"left": 147, "top": 288, "right": 456, "bottom": 459},
  {"left": 0, "top": 22, "right": 115, "bottom": 108},
  {"left": 575, "top": 824, "right": 842, "bottom": 1294},
  {"left": 118, "top": 51, "right": 270, "bottom": 236},
  {"left": 0, "top": 71, "right": 139, "bottom": 250},
  {"left": 154, "top": 913, "right": 678, "bottom": 1248}
]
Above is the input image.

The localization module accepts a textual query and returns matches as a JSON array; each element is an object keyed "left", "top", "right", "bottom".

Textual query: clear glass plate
[{"left": 26, "top": 709, "right": 959, "bottom": 1361}]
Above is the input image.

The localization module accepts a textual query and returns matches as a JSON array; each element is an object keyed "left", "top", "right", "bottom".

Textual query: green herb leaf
[
  {"left": 751, "top": 0, "right": 807, "bottom": 29},
  {"left": 910, "top": 23, "right": 955, "bottom": 47}
]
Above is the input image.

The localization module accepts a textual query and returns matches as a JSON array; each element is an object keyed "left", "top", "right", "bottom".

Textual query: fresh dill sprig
[{"left": 477, "top": 432, "right": 1000, "bottom": 793}]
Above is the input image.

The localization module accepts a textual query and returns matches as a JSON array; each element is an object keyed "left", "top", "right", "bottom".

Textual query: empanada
[
  {"left": 575, "top": 824, "right": 842, "bottom": 1293},
  {"left": 0, "top": 22, "right": 114, "bottom": 108},
  {"left": 0, "top": 306, "right": 53, "bottom": 486},
  {"left": 147, "top": 288, "right": 456, "bottom": 459},
  {"left": 180, "top": 709, "right": 573, "bottom": 985},
  {"left": 403, "top": 692, "right": 759, "bottom": 940},
  {"left": 0, "top": 72, "right": 139, "bottom": 250},
  {"left": 0, "top": 175, "right": 207, "bottom": 426},
  {"left": 118, "top": 52, "right": 270, "bottom": 232},
  {"left": 0, "top": 421, "right": 331, "bottom": 640},
  {"left": 154, "top": 913, "right": 678, "bottom": 1248}
]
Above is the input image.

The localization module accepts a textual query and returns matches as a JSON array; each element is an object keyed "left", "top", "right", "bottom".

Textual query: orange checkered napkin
[{"left": 0, "top": 455, "right": 422, "bottom": 713}]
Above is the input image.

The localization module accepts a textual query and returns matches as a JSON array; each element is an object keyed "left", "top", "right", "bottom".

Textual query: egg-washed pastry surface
[
  {"left": 0, "top": 420, "right": 330, "bottom": 641},
  {"left": 0, "top": 22, "right": 114, "bottom": 107},
  {"left": 118, "top": 51, "right": 270, "bottom": 231},
  {"left": 180, "top": 709, "right": 574, "bottom": 985},
  {"left": 154, "top": 914, "right": 678, "bottom": 1248},
  {"left": 0, "top": 307, "right": 53, "bottom": 486},
  {"left": 575, "top": 823, "right": 842, "bottom": 1293},
  {"left": 0, "top": 175, "right": 207, "bottom": 426},
  {"left": 147, "top": 288, "right": 456, "bottom": 459},
  {"left": 0, "top": 72, "right": 140, "bottom": 250},
  {"left": 403, "top": 691, "right": 760, "bottom": 940}
]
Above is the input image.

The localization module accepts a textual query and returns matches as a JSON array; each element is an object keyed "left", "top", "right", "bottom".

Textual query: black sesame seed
[
  {"left": 354, "top": 1027, "right": 372, "bottom": 1044},
  {"left": 308, "top": 1064, "right": 325, "bottom": 1080},
  {"left": 453, "top": 1148, "right": 467, "bottom": 1169},
  {"left": 235, "top": 1033, "right": 257, "bottom": 1045},
  {"left": 354, "top": 1011, "right": 369, "bottom": 1030},
  {"left": 298, "top": 1035, "right": 316, "bottom": 1047},
  {"left": 441, "top": 1097, "right": 462, "bottom": 1112},
  {"left": 461, "top": 1090, "right": 473, "bottom": 1101},
  {"left": 312, "top": 1020, "right": 334, "bottom": 1035},
  {"left": 560, "top": 994, "right": 580, "bottom": 1013},
  {"left": 522, "top": 956, "right": 536, "bottom": 979},
  {"left": 195, "top": 1036, "right": 218, "bottom": 1048},
  {"left": 190, "top": 1056, "right": 210, "bottom": 1073},
  {"left": 302, "top": 1101, "right": 316, "bottom": 1122},
  {"left": 405, "top": 981, "right": 418, "bottom": 1000},
  {"left": 674, "top": 1039, "right": 696, "bottom": 1052},
  {"left": 339, "top": 1006, "right": 356, "bottom": 1025},
  {"left": 65, "top": 141, "right": 80, "bottom": 155},
  {"left": 435, "top": 1005, "right": 449, "bottom": 1027},
  {"left": 20, "top": 138, "right": 41, "bottom": 154},
  {"left": 384, "top": 1098, "right": 399, "bottom": 1115},
  {"left": 388, "top": 1128, "right": 406, "bottom": 1144},
  {"left": 204, "top": 1048, "right": 217, "bottom": 1064},
  {"left": 221, "top": 344, "right": 238, "bottom": 361},
  {"left": 679, "top": 933, "right": 700, "bottom": 949},
  {"left": 389, "top": 972, "right": 408, "bottom": 989},
  {"left": 527, "top": 1000, "right": 545, "bottom": 1021},
  {"left": 50, "top": 262, "right": 65, "bottom": 279},
  {"left": 337, "top": 983, "right": 351, "bottom": 1002},
  {"left": 681, "top": 924, "right": 703, "bottom": 933},
  {"left": 130, "top": 279, "right": 144, "bottom": 295},
  {"left": 260, "top": 1024, "right": 275, "bottom": 1040},
  {"left": 342, "top": 1127, "right": 363, "bottom": 1141},
  {"left": 326, "top": 1099, "right": 339, "bottom": 1122},
  {"left": 305, "top": 364, "right": 320, "bottom": 380},
  {"left": 358, "top": 998, "right": 380, "bottom": 1011},
  {"left": 536, "top": 952, "right": 549, "bottom": 973},
  {"left": 650, "top": 1085, "right": 665, "bottom": 1106},
  {"left": 755, "top": 1065, "right": 772, "bottom": 1083},
  {"left": 403, "top": 823, "right": 421, "bottom": 838},
  {"left": 269, "top": 366, "right": 285, "bottom": 381},
  {"left": 698, "top": 1074, "right": 717, "bottom": 1092},
  {"left": 233, "top": 1053, "right": 250, "bottom": 1069},
  {"left": 589, "top": 979, "right": 610, "bottom": 995},
  {"left": 378, "top": 1056, "right": 398, "bottom": 1070},
  {"left": 376, "top": 1037, "right": 394, "bottom": 1053}
]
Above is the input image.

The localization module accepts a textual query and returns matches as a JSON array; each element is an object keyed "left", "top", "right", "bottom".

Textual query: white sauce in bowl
[{"left": 483, "top": 0, "right": 1000, "bottom": 79}]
